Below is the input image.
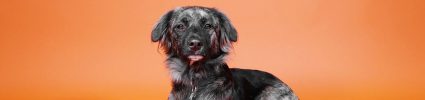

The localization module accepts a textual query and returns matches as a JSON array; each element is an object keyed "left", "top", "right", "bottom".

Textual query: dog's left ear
[
  {"left": 151, "top": 10, "right": 174, "bottom": 42},
  {"left": 213, "top": 9, "right": 238, "bottom": 42}
]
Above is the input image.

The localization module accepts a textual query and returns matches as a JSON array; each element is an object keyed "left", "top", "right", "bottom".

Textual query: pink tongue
[{"left": 188, "top": 55, "right": 203, "bottom": 61}]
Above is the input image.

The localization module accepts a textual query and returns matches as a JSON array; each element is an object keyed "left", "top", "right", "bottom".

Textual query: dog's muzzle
[{"left": 187, "top": 39, "right": 204, "bottom": 62}]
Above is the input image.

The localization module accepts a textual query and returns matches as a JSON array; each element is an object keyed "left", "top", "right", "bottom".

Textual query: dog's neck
[{"left": 166, "top": 54, "right": 234, "bottom": 99}]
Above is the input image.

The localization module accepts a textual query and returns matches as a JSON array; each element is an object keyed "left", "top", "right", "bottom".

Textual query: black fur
[{"left": 152, "top": 6, "right": 298, "bottom": 100}]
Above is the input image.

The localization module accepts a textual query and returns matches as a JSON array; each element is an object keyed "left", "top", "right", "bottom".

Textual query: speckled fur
[{"left": 152, "top": 6, "right": 299, "bottom": 100}]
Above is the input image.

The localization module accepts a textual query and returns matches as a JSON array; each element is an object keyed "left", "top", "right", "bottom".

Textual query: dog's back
[{"left": 231, "top": 68, "right": 298, "bottom": 100}]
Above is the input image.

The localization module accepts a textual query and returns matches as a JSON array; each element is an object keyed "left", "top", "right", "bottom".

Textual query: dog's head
[{"left": 152, "top": 6, "right": 237, "bottom": 63}]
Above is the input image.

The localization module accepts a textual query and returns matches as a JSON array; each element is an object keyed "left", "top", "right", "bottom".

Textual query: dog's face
[{"left": 152, "top": 6, "right": 237, "bottom": 63}]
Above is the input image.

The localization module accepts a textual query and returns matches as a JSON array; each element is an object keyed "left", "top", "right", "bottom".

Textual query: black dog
[{"left": 152, "top": 6, "right": 298, "bottom": 100}]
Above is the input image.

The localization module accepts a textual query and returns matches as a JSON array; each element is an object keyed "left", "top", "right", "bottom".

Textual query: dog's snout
[{"left": 188, "top": 39, "right": 202, "bottom": 51}]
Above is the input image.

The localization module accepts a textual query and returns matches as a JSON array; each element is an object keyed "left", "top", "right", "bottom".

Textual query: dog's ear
[
  {"left": 211, "top": 8, "right": 238, "bottom": 52},
  {"left": 151, "top": 10, "right": 174, "bottom": 42},
  {"left": 214, "top": 9, "right": 238, "bottom": 42}
]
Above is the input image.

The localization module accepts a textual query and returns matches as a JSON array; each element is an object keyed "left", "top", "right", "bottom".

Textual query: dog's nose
[{"left": 189, "top": 39, "right": 202, "bottom": 51}]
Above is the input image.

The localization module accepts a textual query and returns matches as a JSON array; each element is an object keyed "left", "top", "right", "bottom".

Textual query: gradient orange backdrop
[{"left": 1, "top": 0, "right": 425, "bottom": 100}]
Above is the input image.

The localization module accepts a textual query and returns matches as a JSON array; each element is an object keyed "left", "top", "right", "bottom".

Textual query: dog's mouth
[
  {"left": 188, "top": 55, "right": 204, "bottom": 65},
  {"left": 188, "top": 55, "right": 203, "bottom": 61}
]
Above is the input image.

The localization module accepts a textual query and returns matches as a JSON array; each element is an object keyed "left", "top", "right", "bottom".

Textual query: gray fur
[
  {"left": 166, "top": 57, "right": 187, "bottom": 82},
  {"left": 255, "top": 82, "right": 299, "bottom": 100}
]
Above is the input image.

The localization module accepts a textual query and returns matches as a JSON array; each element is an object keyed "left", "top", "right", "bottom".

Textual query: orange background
[{"left": 1, "top": 0, "right": 424, "bottom": 100}]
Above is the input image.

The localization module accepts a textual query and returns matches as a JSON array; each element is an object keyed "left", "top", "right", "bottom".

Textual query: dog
[{"left": 151, "top": 6, "right": 298, "bottom": 100}]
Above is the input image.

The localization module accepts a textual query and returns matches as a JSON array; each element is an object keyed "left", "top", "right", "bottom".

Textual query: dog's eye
[
  {"left": 175, "top": 24, "right": 186, "bottom": 31},
  {"left": 204, "top": 24, "right": 213, "bottom": 29}
]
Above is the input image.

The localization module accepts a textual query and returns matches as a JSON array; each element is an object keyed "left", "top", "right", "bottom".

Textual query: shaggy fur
[{"left": 152, "top": 6, "right": 298, "bottom": 100}]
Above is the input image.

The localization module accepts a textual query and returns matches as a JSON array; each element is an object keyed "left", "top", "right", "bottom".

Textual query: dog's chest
[{"left": 172, "top": 77, "right": 232, "bottom": 100}]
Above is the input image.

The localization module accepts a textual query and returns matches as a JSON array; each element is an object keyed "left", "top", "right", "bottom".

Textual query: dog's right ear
[{"left": 151, "top": 10, "right": 174, "bottom": 42}]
